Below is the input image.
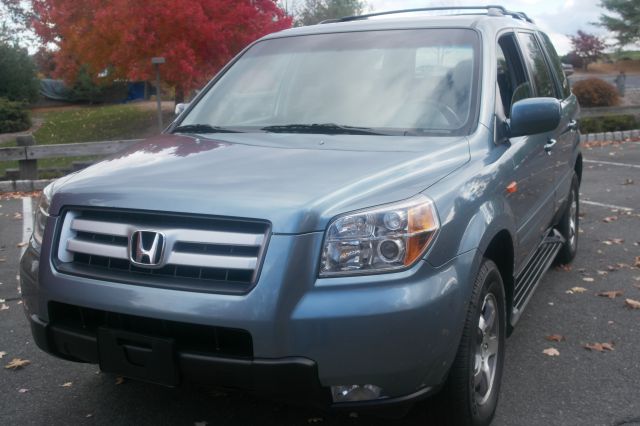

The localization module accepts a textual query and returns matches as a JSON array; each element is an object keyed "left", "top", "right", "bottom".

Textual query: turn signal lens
[{"left": 320, "top": 195, "right": 439, "bottom": 277}]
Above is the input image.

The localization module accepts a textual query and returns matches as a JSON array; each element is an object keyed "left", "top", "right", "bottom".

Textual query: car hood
[{"left": 50, "top": 133, "right": 469, "bottom": 233}]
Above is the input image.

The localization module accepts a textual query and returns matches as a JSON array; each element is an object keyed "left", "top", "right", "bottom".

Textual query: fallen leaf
[
  {"left": 86, "top": 414, "right": 93, "bottom": 418},
  {"left": 349, "top": 412, "right": 359, "bottom": 418},
  {"left": 545, "top": 334, "right": 565, "bottom": 342},
  {"left": 602, "top": 216, "right": 618, "bottom": 223},
  {"left": 61, "top": 382, "right": 73, "bottom": 387},
  {"left": 635, "top": 257, "right": 640, "bottom": 268},
  {"left": 597, "top": 290, "right": 623, "bottom": 299},
  {"left": 115, "top": 376, "right": 125, "bottom": 385},
  {"left": 607, "top": 265, "right": 620, "bottom": 271},
  {"left": 307, "top": 418, "right": 324, "bottom": 423},
  {"left": 625, "top": 298, "right": 640, "bottom": 309},
  {"left": 571, "top": 286, "right": 588, "bottom": 293},
  {"left": 582, "top": 277, "right": 595, "bottom": 283},
  {"left": 18, "top": 388, "right": 29, "bottom": 393},
  {"left": 5, "top": 358, "right": 30, "bottom": 369},
  {"left": 612, "top": 238, "right": 624, "bottom": 244},
  {"left": 0, "top": 351, "right": 6, "bottom": 359},
  {"left": 597, "top": 270, "right": 608, "bottom": 276},
  {"left": 13, "top": 212, "right": 22, "bottom": 220},
  {"left": 543, "top": 347, "right": 560, "bottom": 356},
  {"left": 584, "top": 342, "right": 615, "bottom": 352},
  {"left": 557, "top": 264, "right": 572, "bottom": 272},
  {"left": 16, "top": 242, "right": 27, "bottom": 248},
  {"left": 623, "top": 179, "right": 634, "bottom": 185},
  {"left": 0, "top": 304, "right": 9, "bottom": 311}
]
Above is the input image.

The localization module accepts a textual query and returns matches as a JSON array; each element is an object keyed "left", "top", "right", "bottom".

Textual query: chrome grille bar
[
  {"left": 70, "top": 218, "right": 264, "bottom": 246},
  {"left": 57, "top": 209, "right": 270, "bottom": 289},
  {"left": 167, "top": 252, "right": 257, "bottom": 270},
  {"left": 67, "top": 239, "right": 129, "bottom": 260}
]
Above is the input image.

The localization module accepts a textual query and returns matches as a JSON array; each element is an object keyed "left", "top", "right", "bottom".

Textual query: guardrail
[{"left": 0, "top": 135, "right": 142, "bottom": 180}]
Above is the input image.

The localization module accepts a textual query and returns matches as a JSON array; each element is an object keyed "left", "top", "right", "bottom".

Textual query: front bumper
[
  {"left": 21, "top": 232, "right": 478, "bottom": 407},
  {"left": 28, "top": 313, "right": 436, "bottom": 409}
]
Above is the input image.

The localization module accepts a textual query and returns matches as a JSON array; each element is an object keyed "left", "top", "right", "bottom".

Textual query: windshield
[{"left": 181, "top": 29, "right": 480, "bottom": 136}]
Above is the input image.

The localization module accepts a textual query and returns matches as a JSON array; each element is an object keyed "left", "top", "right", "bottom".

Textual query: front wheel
[
  {"left": 435, "top": 259, "right": 506, "bottom": 426},
  {"left": 555, "top": 173, "right": 580, "bottom": 265}
]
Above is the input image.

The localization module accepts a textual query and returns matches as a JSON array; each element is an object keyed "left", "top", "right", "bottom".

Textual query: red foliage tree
[
  {"left": 31, "top": 0, "right": 292, "bottom": 97},
  {"left": 568, "top": 30, "right": 607, "bottom": 71}
]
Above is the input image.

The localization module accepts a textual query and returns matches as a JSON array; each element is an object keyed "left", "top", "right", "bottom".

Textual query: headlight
[
  {"left": 320, "top": 195, "right": 439, "bottom": 277},
  {"left": 32, "top": 184, "right": 53, "bottom": 247}
]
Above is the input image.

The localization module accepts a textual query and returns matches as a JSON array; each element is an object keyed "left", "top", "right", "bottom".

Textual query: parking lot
[{"left": 1, "top": 140, "right": 639, "bottom": 426}]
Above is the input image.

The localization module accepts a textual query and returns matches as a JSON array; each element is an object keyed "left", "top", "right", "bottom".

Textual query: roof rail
[{"left": 320, "top": 5, "right": 535, "bottom": 24}]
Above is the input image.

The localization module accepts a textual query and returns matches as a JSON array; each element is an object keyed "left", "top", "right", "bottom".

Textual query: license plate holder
[{"left": 97, "top": 328, "right": 178, "bottom": 386}]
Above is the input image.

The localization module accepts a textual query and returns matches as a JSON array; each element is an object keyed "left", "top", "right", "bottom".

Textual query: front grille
[
  {"left": 49, "top": 302, "right": 253, "bottom": 358},
  {"left": 54, "top": 208, "right": 270, "bottom": 294}
]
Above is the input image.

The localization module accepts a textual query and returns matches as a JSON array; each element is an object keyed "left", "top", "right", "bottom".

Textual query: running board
[{"left": 511, "top": 229, "right": 565, "bottom": 326}]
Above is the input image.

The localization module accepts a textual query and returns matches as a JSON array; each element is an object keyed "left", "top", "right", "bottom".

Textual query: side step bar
[{"left": 511, "top": 229, "right": 565, "bottom": 325}]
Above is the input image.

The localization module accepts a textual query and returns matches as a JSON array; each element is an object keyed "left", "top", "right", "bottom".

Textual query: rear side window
[
  {"left": 517, "top": 32, "right": 556, "bottom": 98},
  {"left": 538, "top": 32, "right": 571, "bottom": 99}
]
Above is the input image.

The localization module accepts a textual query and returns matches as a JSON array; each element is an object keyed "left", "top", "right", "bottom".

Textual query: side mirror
[
  {"left": 509, "top": 97, "right": 561, "bottom": 138},
  {"left": 175, "top": 102, "right": 190, "bottom": 115}
]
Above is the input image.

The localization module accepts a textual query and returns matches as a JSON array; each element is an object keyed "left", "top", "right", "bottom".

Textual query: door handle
[{"left": 544, "top": 138, "right": 557, "bottom": 154}]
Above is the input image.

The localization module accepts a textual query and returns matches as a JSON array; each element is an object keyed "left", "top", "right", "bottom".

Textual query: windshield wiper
[
  {"left": 261, "top": 123, "right": 386, "bottom": 135},
  {"left": 172, "top": 124, "right": 244, "bottom": 134}
]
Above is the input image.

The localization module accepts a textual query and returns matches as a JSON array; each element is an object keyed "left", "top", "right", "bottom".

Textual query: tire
[
  {"left": 435, "top": 259, "right": 506, "bottom": 426},
  {"left": 555, "top": 173, "right": 579, "bottom": 265}
]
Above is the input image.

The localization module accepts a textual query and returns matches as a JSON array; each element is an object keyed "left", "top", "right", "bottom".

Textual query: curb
[
  {"left": 0, "top": 179, "right": 53, "bottom": 193},
  {"left": 580, "top": 129, "right": 640, "bottom": 143}
]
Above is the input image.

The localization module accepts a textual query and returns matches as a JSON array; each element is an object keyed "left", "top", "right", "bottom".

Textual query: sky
[{"left": 365, "top": 0, "right": 613, "bottom": 55}]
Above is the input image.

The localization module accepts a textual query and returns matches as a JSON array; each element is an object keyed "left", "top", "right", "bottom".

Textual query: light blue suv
[{"left": 21, "top": 6, "right": 581, "bottom": 425}]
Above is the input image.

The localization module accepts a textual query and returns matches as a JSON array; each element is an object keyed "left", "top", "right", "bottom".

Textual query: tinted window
[
  {"left": 497, "top": 33, "right": 530, "bottom": 116},
  {"left": 517, "top": 32, "right": 556, "bottom": 98},
  {"left": 538, "top": 32, "right": 571, "bottom": 99},
  {"left": 183, "top": 29, "right": 480, "bottom": 136}
]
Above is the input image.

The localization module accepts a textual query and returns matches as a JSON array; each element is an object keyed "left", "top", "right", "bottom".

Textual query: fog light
[{"left": 331, "top": 384, "right": 383, "bottom": 403}]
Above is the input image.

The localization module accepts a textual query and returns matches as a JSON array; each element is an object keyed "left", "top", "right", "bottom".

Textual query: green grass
[
  {"left": 609, "top": 50, "right": 640, "bottom": 61},
  {"left": 1, "top": 104, "right": 174, "bottom": 179},
  {"left": 33, "top": 104, "right": 173, "bottom": 145}
]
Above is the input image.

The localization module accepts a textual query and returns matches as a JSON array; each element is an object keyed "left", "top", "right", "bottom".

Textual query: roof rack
[{"left": 320, "top": 5, "right": 534, "bottom": 25}]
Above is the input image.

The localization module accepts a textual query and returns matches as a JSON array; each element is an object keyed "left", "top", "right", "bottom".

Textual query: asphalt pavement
[{"left": 1, "top": 141, "right": 639, "bottom": 426}]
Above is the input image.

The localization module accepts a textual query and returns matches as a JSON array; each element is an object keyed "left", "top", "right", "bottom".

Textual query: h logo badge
[{"left": 129, "top": 230, "right": 166, "bottom": 268}]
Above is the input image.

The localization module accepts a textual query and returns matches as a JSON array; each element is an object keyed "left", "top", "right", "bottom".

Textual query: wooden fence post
[{"left": 16, "top": 135, "right": 38, "bottom": 180}]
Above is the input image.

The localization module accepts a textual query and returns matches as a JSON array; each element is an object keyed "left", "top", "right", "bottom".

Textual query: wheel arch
[
  {"left": 457, "top": 199, "right": 517, "bottom": 334},
  {"left": 482, "top": 230, "right": 515, "bottom": 335}
]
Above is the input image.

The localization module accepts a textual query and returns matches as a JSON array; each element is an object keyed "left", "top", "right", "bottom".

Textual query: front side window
[
  {"left": 517, "top": 32, "right": 556, "bottom": 98},
  {"left": 497, "top": 33, "right": 530, "bottom": 116},
  {"left": 538, "top": 32, "right": 571, "bottom": 99},
  {"left": 181, "top": 29, "right": 480, "bottom": 136}
]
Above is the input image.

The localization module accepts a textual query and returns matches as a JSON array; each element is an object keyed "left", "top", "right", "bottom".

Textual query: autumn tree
[
  {"left": 598, "top": 0, "right": 640, "bottom": 47},
  {"left": 31, "top": 0, "right": 292, "bottom": 101},
  {"left": 569, "top": 30, "right": 607, "bottom": 71},
  {"left": 296, "top": 0, "right": 366, "bottom": 26}
]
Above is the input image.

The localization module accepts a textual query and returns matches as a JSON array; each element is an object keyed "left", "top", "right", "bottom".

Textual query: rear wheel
[
  {"left": 556, "top": 173, "right": 579, "bottom": 265},
  {"left": 435, "top": 259, "right": 506, "bottom": 426}
]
